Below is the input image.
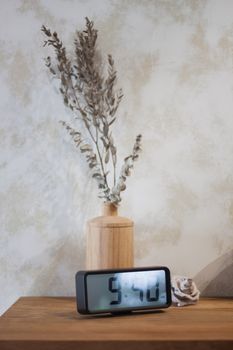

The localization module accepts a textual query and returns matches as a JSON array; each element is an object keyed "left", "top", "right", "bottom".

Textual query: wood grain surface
[
  {"left": 86, "top": 203, "right": 134, "bottom": 269},
  {"left": 0, "top": 297, "right": 232, "bottom": 350}
]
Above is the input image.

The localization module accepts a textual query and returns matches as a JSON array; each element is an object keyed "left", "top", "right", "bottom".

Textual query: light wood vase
[{"left": 86, "top": 203, "right": 134, "bottom": 270}]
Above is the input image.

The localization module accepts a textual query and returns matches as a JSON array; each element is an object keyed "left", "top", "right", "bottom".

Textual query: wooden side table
[{"left": 0, "top": 297, "right": 232, "bottom": 349}]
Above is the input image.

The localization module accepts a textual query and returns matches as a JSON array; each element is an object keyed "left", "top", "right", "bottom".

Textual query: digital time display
[{"left": 76, "top": 267, "right": 171, "bottom": 315}]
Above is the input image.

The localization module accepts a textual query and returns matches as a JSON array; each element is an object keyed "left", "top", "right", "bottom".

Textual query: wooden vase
[{"left": 86, "top": 202, "right": 134, "bottom": 270}]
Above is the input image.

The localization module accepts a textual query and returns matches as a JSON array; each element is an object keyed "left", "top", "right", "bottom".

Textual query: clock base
[{"left": 111, "top": 310, "right": 132, "bottom": 316}]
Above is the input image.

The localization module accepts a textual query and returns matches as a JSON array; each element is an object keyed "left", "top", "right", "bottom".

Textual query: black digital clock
[{"left": 76, "top": 266, "right": 171, "bottom": 315}]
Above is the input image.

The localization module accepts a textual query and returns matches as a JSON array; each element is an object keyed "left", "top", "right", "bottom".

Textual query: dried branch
[
  {"left": 42, "top": 18, "right": 142, "bottom": 205},
  {"left": 60, "top": 121, "right": 110, "bottom": 198},
  {"left": 110, "top": 135, "right": 142, "bottom": 204}
]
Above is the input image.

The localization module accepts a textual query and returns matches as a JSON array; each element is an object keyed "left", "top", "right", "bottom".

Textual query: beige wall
[{"left": 1, "top": 0, "right": 233, "bottom": 315}]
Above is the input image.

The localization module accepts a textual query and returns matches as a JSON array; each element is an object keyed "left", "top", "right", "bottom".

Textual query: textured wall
[{"left": 1, "top": 0, "right": 233, "bottom": 315}]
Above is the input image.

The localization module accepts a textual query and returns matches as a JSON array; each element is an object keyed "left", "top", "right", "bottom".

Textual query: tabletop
[{"left": 0, "top": 297, "right": 232, "bottom": 349}]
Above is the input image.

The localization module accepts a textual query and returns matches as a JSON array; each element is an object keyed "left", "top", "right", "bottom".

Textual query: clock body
[{"left": 76, "top": 266, "right": 171, "bottom": 315}]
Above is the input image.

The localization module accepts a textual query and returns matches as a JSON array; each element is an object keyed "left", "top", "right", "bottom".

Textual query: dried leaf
[
  {"left": 109, "top": 117, "right": 116, "bottom": 126},
  {"left": 110, "top": 145, "right": 117, "bottom": 155},
  {"left": 101, "top": 137, "right": 109, "bottom": 149},
  {"left": 105, "top": 149, "right": 110, "bottom": 164},
  {"left": 103, "top": 123, "right": 109, "bottom": 136},
  {"left": 92, "top": 172, "right": 102, "bottom": 178},
  {"left": 80, "top": 144, "right": 92, "bottom": 152}
]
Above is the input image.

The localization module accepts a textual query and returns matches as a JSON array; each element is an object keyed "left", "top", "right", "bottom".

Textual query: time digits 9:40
[{"left": 108, "top": 277, "right": 159, "bottom": 305}]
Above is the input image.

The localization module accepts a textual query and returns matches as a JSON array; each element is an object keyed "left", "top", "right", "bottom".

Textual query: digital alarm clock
[{"left": 75, "top": 266, "right": 171, "bottom": 315}]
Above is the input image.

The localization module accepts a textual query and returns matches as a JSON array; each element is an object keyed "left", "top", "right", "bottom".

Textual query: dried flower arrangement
[{"left": 41, "top": 18, "right": 142, "bottom": 205}]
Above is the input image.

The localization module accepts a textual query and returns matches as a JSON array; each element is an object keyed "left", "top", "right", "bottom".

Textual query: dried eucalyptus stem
[{"left": 42, "top": 18, "right": 142, "bottom": 205}]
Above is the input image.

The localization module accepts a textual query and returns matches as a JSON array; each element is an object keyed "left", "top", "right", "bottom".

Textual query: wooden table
[{"left": 0, "top": 297, "right": 232, "bottom": 349}]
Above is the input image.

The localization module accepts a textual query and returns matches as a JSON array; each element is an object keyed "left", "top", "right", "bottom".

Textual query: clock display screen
[{"left": 86, "top": 270, "right": 168, "bottom": 313}]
